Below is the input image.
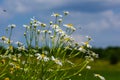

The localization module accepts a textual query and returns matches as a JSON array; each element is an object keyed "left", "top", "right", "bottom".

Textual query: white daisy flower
[
  {"left": 51, "top": 56, "right": 62, "bottom": 66},
  {"left": 35, "top": 53, "right": 49, "bottom": 62}
]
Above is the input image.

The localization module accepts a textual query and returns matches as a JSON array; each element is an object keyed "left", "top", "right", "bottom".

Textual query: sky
[{"left": 0, "top": 0, "right": 120, "bottom": 48}]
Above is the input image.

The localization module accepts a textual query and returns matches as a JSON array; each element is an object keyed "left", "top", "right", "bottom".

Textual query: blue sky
[{"left": 0, "top": 0, "right": 120, "bottom": 48}]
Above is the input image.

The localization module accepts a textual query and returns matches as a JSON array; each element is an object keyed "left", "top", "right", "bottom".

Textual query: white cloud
[
  {"left": 67, "top": 10, "right": 120, "bottom": 33},
  {"left": 1, "top": 0, "right": 68, "bottom": 14},
  {"left": 101, "top": 10, "right": 120, "bottom": 28}
]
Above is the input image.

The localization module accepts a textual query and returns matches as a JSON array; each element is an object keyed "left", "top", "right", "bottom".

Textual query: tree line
[{"left": 92, "top": 46, "right": 120, "bottom": 64}]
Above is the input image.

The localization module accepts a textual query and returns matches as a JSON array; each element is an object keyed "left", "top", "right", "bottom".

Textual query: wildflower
[
  {"left": 51, "top": 56, "right": 62, "bottom": 66},
  {"left": 15, "top": 41, "right": 23, "bottom": 46},
  {"left": 50, "top": 21, "right": 53, "bottom": 25},
  {"left": 64, "top": 37, "right": 71, "bottom": 41},
  {"left": 8, "top": 24, "right": 16, "bottom": 28},
  {"left": 40, "top": 23, "right": 46, "bottom": 27},
  {"left": 23, "top": 25, "right": 30, "bottom": 29},
  {"left": 63, "top": 24, "right": 76, "bottom": 31},
  {"left": 7, "top": 39, "right": 13, "bottom": 44},
  {"left": 64, "top": 11, "right": 69, "bottom": 16},
  {"left": 91, "top": 52, "right": 99, "bottom": 58},
  {"left": 0, "top": 36, "right": 7, "bottom": 41},
  {"left": 94, "top": 74, "right": 105, "bottom": 80},
  {"left": 78, "top": 46, "right": 86, "bottom": 53},
  {"left": 50, "top": 36, "right": 54, "bottom": 39},
  {"left": 42, "top": 30, "right": 48, "bottom": 33},
  {"left": 8, "top": 46, "right": 13, "bottom": 52},
  {"left": 85, "top": 56, "right": 94, "bottom": 62},
  {"left": 17, "top": 53, "right": 22, "bottom": 58},
  {"left": 82, "top": 41, "right": 92, "bottom": 48},
  {"left": 30, "top": 17, "right": 37, "bottom": 24},
  {"left": 4, "top": 77, "right": 10, "bottom": 80},
  {"left": 24, "top": 32, "right": 27, "bottom": 36},
  {"left": 58, "top": 19, "right": 62, "bottom": 23},
  {"left": 86, "top": 65, "right": 91, "bottom": 69},
  {"left": 37, "top": 30, "right": 40, "bottom": 34},
  {"left": 78, "top": 74, "right": 82, "bottom": 76},
  {"left": 86, "top": 36, "right": 92, "bottom": 41},
  {"left": 12, "top": 56, "right": 17, "bottom": 61},
  {"left": 17, "top": 46, "right": 26, "bottom": 51},
  {"left": 48, "top": 31, "right": 52, "bottom": 34},
  {"left": 35, "top": 53, "right": 49, "bottom": 62},
  {"left": 9, "top": 62, "right": 15, "bottom": 66},
  {"left": 51, "top": 13, "right": 62, "bottom": 17},
  {"left": 52, "top": 24, "right": 59, "bottom": 29}
]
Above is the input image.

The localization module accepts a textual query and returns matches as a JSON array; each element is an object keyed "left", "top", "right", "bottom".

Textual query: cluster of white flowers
[
  {"left": 35, "top": 53, "right": 62, "bottom": 66},
  {"left": 0, "top": 11, "right": 103, "bottom": 80}
]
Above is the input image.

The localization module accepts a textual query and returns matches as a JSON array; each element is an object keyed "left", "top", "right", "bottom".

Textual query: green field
[{"left": 71, "top": 60, "right": 120, "bottom": 80}]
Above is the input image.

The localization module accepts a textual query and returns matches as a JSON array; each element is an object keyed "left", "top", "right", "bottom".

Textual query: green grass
[{"left": 71, "top": 60, "right": 120, "bottom": 80}]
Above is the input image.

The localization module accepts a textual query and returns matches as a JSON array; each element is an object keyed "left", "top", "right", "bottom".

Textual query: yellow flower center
[
  {"left": 67, "top": 24, "right": 73, "bottom": 27},
  {"left": 85, "top": 41, "right": 89, "bottom": 45},
  {"left": 41, "top": 54, "right": 45, "bottom": 58},
  {"left": 1, "top": 36, "right": 6, "bottom": 41}
]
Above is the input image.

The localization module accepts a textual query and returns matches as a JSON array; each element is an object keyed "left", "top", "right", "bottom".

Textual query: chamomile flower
[
  {"left": 58, "top": 19, "right": 62, "bottom": 23},
  {"left": 78, "top": 46, "right": 86, "bottom": 53},
  {"left": 82, "top": 41, "right": 92, "bottom": 48},
  {"left": 86, "top": 36, "right": 92, "bottom": 41},
  {"left": 51, "top": 56, "right": 62, "bottom": 66},
  {"left": 48, "top": 30, "right": 52, "bottom": 34},
  {"left": 86, "top": 65, "right": 91, "bottom": 69},
  {"left": 64, "top": 11, "right": 69, "bottom": 15},
  {"left": 8, "top": 24, "right": 16, "bottom": 28},
  {"left": 0, "top": 36, "right": 7, "bottom": 41},
  {"left": 15, "top": 41, "right": 23, "bottom": 46},
  {"left": 49, "top": 21, "right": 53, "bottom": 25},
  {"left": 40, "top": 23, "right": 46, "bottom": 27},
  {"left": 23, "top": 25, "right": 30, "bottom": 29},
  {"left": 63, "top": 24, "right": 76, "bottom": 31},
  {"left": 17, "top": 46, "right": 26, "bottom": 51},
  {"left": 51, "top": 24, "right": 59, "bottom": 29},
  {"left": 51, "top": 13, "right": 62, "bottom": 17},
  {"left": 35, "top": 53, "right": 49, "bottom": 62}
]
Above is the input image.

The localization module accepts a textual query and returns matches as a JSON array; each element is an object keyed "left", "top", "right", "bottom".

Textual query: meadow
[
  {"left": 0, "top": 11, "right": 116, "bottom": 80},
  {"left": 72, "top": 60, "right": 120, "bottom": 80}
]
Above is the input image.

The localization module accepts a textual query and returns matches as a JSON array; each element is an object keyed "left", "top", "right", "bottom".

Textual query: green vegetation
[
  {"left": 1, "top": 11, "right": 119, "bottom": 80},
  {"left": 73, "top": 60, "right": 120, "bottom": 80},
  {"left": 0, "top": 12, "right": 101, "bottom": 80}
]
